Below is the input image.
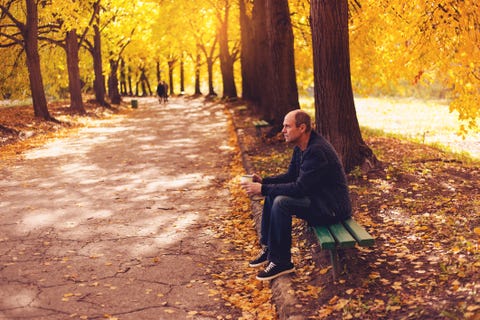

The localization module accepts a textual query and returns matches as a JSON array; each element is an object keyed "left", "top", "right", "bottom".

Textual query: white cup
[{"left": 240, "top": 175, "right": 253, "bottom": 183}]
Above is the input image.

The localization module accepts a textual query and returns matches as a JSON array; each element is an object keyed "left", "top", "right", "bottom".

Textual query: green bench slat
[
  {"left": 313, "top": 226, "right": 336, "bottom": 249},
  {"left": 328, "top": 223, "right": 357, "bottom": 248},
  {"left": 312, "top": 218, "right": 374, "bottom": 279},
  {"left": 342, "top": 218, "right": 375, "bottom": 247},
  {"left": 253, "top": 120, "right": 269, "bottom": 127}
]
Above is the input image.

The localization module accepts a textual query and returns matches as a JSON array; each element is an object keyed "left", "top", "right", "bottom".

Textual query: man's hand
[
  {"left": 241, "top": 182, "right": 262, "bottom": 196},
  {"left": 252, "top": 174, "right": 263, "bottom": 183}
]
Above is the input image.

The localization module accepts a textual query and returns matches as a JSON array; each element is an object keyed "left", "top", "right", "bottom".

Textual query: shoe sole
[
  {"left": 249, "top": 260, "right": 268, "bottom": 268},
  {"left": 256, "top": 267, "right": 295, "bottom": 281}
]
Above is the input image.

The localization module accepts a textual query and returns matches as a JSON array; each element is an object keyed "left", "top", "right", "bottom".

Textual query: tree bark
[
  {"left": 218, "top": 0, "right": 237, "bottom": 99},
  {"left": 138, "top": 67, "right": 152, "bottom": 96},
  {"left": 66, "top": 29, "right": 86, "bottom": 113},
  {"left": 264, "top": 0, "right": 299, "bottom": 125},
  {"left": 239, "top": 0, "right": 256, "bottom": 101},
  {"left": 310, "top": 0, "right": 379, "bottom": 173},
  {"left": 24, "top": 0, "right": 52, "bottom": 120},
  {"left": 180, "top": 55, "right": 185, "bottom": 94},
  {"left": 120, "top": 59, "right": 128, "bottom": 95},
  {"left": 91, "top": 1, "right": 108, "bottom": 106},
  {"left": 168, "top": 59, "right": 175, "bottom": 95},
  {"left": 250, "top": 0, "right": 269, "bottom": 106},
  {"left": 194, "top": 53, "right": 202, "bottom": 95},
  {"left": 248, "top": 0, "right": 299, "bottom": 127},
  {"left": 206, "top": 57, "right": 217, "bottom": 96},
  {"left": 108, "top": 58, "right": 121, "bottom": 104}
]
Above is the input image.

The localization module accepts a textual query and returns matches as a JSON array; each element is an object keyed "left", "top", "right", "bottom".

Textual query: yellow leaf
[
  {"left": 333, "top": 298, "right": 349, "bottom": 311},
  {"left": 319, "top": 266, "right": 331, "bottom": 275},
  {"left": 474, "top": 227, "right": 480, "bottom": 236}
]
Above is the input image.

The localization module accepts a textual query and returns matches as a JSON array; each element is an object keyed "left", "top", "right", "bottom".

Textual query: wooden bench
[
  {"left": 312, "top": 218, "right": 374, "bottom": 280},
  {"left": 252, "top": 120, "right": 270, "bottom": 136}
]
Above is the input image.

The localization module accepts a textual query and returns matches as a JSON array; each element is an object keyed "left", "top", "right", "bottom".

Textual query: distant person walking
[{"left": 156, "top": 81, "right": 168, "bottom": 103}]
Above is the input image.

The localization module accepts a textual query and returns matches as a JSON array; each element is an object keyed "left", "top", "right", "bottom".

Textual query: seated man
[{"left": 241, "top": 109, "right": 352, "bottom": 281}]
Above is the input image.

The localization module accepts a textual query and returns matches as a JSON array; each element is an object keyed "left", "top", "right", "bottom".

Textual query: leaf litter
[{"left": 1, "top": 98, "right": 478, "bottom": 319}]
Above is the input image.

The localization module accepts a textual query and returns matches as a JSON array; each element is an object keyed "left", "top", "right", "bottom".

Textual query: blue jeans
[{"left": 260, "top": 195, "right": 313, "bottom": 265}]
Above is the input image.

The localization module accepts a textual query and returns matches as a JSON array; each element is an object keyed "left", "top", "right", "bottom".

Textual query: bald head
[
  {"left": 282, "top": 109, "right": 313, "bottom": 149},
  {"left": 285, "top": 109, "right": 312, "bottom": 133}
]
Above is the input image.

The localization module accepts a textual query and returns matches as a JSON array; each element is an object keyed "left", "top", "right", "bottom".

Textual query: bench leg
[{"left": 329, "top": 248, "right": 340, "bottom": 281}]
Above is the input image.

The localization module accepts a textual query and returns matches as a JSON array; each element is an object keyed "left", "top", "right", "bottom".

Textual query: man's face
[{"left": 282, "top": 112, "right": 303, "bottom": 144}]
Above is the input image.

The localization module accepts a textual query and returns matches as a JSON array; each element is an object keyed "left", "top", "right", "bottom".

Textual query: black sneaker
[
  {"left": 256, "top": 262, "right": 295, "bottom": 281},
  {"left": 249, "top": 249, "right": 268, "bottom": 267}
]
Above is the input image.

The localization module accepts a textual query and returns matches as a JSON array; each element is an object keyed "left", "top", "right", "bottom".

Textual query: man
[{"left": 241, "top": 110, "right": 352, "bottom": 281}]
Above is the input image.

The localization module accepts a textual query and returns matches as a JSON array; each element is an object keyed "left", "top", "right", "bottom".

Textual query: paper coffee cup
[{"left": 240, "top": 175, "right": 253, "bottom": 183}]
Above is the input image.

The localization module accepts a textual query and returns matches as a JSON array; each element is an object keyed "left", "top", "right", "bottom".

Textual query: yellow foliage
[{"left": 349, "top": 0, "right": 480, "bottom": 130}]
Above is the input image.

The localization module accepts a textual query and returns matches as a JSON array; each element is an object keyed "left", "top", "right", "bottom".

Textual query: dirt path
[{"left": 0, "top": 97, "right": 242, "bottom": 319}]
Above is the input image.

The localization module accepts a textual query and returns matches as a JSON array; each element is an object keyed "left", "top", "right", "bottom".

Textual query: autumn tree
[
  {"left": 214, "top": 0, "right": 239, "bottom": 99},
  {"left": 243, "top": 0, "right": 299, "bottom": 127},
  {"left": 0, "top": 0, "right": 52, "bottom": 120},
  {"left": 41, "top": 0, "right": 92, "bottom": 114},
  {"left": 310, "top": 0, "right": 378, "bottom": 172},
  {"left": 239, "top": 0, "right": 257, "bottom": 102},
  {"left": 64, "top": 29, "right": 86, "bottom": 113},
  {"left": 80, "top": 0, "right": 109, "bottom": 106}
]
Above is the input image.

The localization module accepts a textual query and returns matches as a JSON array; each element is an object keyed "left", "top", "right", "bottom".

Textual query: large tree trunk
[
  {"left": 66, "top": 29, "right": 86, "bottom": 113},
  {"left": 92, "top": 1, "right": 108, "bottom": 106},
  {"left": 264, "top": 0, "right": 299, "bottom": 125},
  {"left": 310, "top": 0, "right": 379, "bottom": 173},
  {"left": 249, "top": 0, "right": 298, "bottom": 127},
  {"left": 24, "top": 0, "right": 52, "bottom": 120},
  {"left": 92, "top": 23, "right": 107, "bottom": 106},
  {"left": 251, "top": 0, "right": 269, "bottom": 108},
  {"left": 218, "top": 0, "right": 237, "bottom": 99},
  {"left": 239, "top": 0, "right": 256, "bottom": 101},
  {"left": 108, "top": 58, "right": 121, "bottom": 104}
]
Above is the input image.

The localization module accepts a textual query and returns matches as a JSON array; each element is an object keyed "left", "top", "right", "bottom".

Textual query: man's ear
[{"left": 300, "top": 123, "right": 307, "bottom": 133}]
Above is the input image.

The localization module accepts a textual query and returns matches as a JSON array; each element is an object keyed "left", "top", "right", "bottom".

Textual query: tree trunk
[
  {"left": 310, "top": 0, "right": 379, "bottom": 173},
  {"left": 65, "top": 29, "right": 86, "bottom": 113},
  {"left": 108, "top": 58, "right": 121, "bottom": 104},
  {"left": 92, "top": 23, "right": 107, "bottom": 106},
  {"left": 24, "top": 0, "right": 52, "bottom": 120},
  {"left": 127, "top": 66, "right": 133, "bottom": 96},
  {"left": 168, "top": 60, "right": 174, "bottom": 95},
  {"left": 206, "top": 57, "right": 217, "bottom": 96},
  {"left": 156, "top": 60, "right": 161, "bottom": 83},
  {"left": 91, "top": 1, "right": 108, "bottom": 106},
  {"left": 218, "top": 0, "right": 237, "bottom": 99},
  {"left": 251, "top": 0, "right": 269, "bottom": 106},
  {"left": 120, "top": 59, "right": 127, "bottom": 95},
  {"left": 239, "top": 0, "right": 256, "bottom": 101},
  {"left": 138, "top": 68, "right": 152, "bottom": 96},
  {"left": 194, "top": 53, "right": 202, "bottom": 95},
  {"left": 264, "top": 0, "right": 299, "bottom": 125},
  {"left": 180, "top": 55, "right": 185, "bottom": 95}
]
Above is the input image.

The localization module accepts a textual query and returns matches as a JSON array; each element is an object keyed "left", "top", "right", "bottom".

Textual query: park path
[{"left": 0, "top": 97, "right": 242, "bottom": 319}]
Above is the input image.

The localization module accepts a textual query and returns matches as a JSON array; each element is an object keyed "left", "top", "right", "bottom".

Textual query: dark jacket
[{"left": 261, "top": 131, "right": 351, "bottom": 222}]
